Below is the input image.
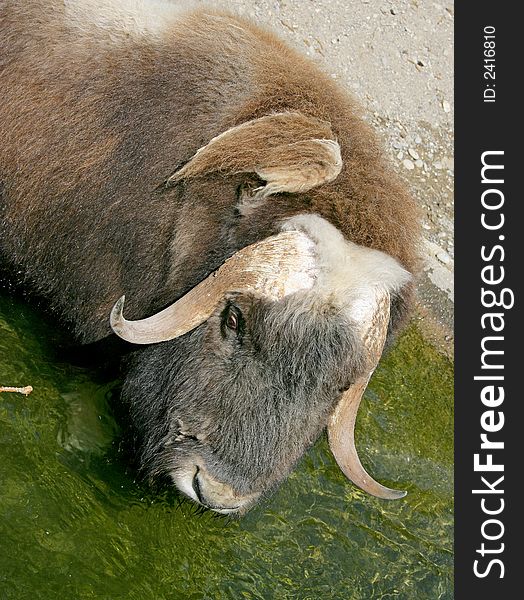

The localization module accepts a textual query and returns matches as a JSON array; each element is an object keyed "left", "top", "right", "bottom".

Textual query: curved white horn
[
  {"left": 328, "top": 289, "right": 407, "bottom": 500},
  {"left": 110, "top": 231, "right": 317, "bottom": 344}
]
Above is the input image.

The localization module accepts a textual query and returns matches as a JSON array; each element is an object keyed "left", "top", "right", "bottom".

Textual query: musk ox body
[{"left": 0, "top": 0, "right": 419, "bottom": 513}]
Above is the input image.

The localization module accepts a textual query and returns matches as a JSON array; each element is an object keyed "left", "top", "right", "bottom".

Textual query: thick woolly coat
[{"left": 0, "top": 0, "right": 419, "bottom": 343}]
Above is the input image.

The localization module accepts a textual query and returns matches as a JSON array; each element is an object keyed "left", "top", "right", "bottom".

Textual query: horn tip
[
  {"left": 351, "top": 477, "right": 407, "bottom": 501},
  {"left": 110, "top": 295, "right": 126, "bottom": 330},
  {"left": 382, "top": 488, "right": 407, "bottom": 500}
]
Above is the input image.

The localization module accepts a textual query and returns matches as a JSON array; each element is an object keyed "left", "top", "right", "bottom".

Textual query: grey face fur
[{"left": 122, "top": 291, "right": 366, "bottom": 513}]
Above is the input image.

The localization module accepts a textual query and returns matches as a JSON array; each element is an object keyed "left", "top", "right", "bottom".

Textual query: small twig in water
[{"left": 0, "top": 385, "right": 33, "bottom": 396}]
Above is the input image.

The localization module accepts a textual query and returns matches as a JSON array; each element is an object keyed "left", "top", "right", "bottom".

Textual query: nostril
[
  {"left": 173, "top": 465, "right": 260, "bottom": 513},
  {"left": 192, "top": 467, "right": 204, "bottom": 504}
]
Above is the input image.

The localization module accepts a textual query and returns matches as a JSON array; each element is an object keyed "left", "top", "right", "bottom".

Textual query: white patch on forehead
[
  {"left": 64, "top": 0, "right": 193, "bottom": 39},
  {"left": 281, "top": 214, "right": 412, "bottom": 308}
]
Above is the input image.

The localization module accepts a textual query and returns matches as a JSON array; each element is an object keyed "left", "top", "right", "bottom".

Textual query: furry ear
[{"left": 167, "top": 112, "right": 342, "bottom": 198}]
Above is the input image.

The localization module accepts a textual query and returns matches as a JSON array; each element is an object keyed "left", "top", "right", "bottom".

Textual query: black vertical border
[{"left": 455, "top": 2, "right": 521, "bottom": 596}]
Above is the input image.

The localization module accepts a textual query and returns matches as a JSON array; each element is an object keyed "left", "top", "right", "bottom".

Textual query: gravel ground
[{"left": 199, "top": 0, "right": 454, "bottom": 355}]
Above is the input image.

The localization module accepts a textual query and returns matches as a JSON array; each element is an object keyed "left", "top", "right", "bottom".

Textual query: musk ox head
[{"left": 111, "top": 215, "right": 411, "bottom": 514}]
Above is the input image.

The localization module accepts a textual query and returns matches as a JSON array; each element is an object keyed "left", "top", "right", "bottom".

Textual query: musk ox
[{"left": 0, "top": 0, "right": 420, "bottom": 514}]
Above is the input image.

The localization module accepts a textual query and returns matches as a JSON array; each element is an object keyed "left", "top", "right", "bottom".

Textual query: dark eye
[
  {"left": 222, "top": 304, "right": 243, "bottom": 337},
  {"left": 226, "top": 311, "right": 238, "bottom": 331}
]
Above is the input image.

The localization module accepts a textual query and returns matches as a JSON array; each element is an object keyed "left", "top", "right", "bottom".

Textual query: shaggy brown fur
[
  {"left": 167, "top": 111, "right": 342, "bottom": 197},
  {"left": 0, "top": 1, "right": 420, "bottom": 342}
]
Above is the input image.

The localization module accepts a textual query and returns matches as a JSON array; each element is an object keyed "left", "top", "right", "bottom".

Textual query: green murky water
[{"left": 0, "top": 293, "right": 453, "bottom": 599}]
